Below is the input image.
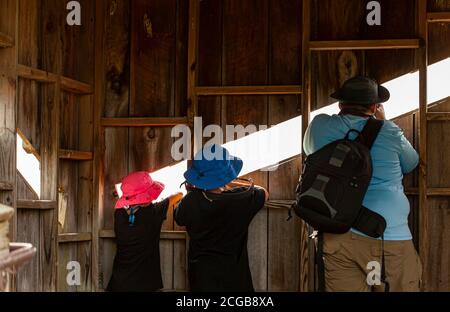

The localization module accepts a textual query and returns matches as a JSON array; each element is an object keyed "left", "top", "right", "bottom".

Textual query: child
[
  {"left": 107, "top": 171, "right": 182, "bottom": 292},
  {"left": 174, "top": 145, "right": 269, "bottom": 292}
]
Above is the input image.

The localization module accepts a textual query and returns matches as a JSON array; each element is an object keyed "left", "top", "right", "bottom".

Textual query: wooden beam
[
  {"left": 59, "top": 149, "right": 93, "bottom": 161},
  {"left": 16, "top": 200, "right": 57, "bottom": 210},
  {"left": 309, "top": 39, "right": 420, "bottom": 51},
  {"left": 0, "top": 181, "right": 14, "bottom": 191},
  {"left": 60, "top": 76, "right": 93, "bottom": 95},
  {"left": 58, "top": 233, "right": 92, "bottom": 244},
  {"left": 427, "top": 112, "right": 450, "bottom": 121},
  {"left": 16, "top": 128, "right": 40, "bottom": 160},
  {"left": 99, "top": 230, "right": 187, "bottom": 240},
  {"left": 417, "top": 0, "right": 429, "bottom": 291},
  {"left": 427, "top": 12, "right": 450, "bottom": 23},
  {"left": 0, "top": 31, "right": 13, "bottom": 48},
  {"left": 101, "top": 117, "right": 189, "bottom": 127},
  {"left": 196, "top": 85, "right": 303, "bottom": 96},
  {"left": 16, "top": 64, "right": 57, "bottom": 83}
]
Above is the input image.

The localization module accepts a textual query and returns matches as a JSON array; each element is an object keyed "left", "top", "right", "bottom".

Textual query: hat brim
[
  {"left": 184, "top": 157, "right": 243, "bottom": 190},
  {"left": 114, "top": 181, "right": 165, "bottom": 209},
  {"left": 331, "top": 85, "right": 390, "bottom": 105}
]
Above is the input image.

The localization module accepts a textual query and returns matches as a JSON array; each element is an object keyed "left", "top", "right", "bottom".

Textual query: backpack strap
[{"left": 357, "top": 118, "right": 384, "bottom": 150}]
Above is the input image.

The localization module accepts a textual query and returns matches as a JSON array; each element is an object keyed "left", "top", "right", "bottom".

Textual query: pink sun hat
[{"left": 114, "top": 171, "right": 165, "bottom": 209}]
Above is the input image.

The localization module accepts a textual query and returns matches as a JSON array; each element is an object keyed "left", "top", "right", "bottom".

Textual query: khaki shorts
[{"left": 323, "top": 232, "right": 422, "bottom": 292}]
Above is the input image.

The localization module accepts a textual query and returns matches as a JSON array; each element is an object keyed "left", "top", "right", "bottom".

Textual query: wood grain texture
[
  {"left": 101, "top": 4, "right": 131, "bottom": 285},
  {"left": 267, "top": 0, "right": 302, "bottom": 292},
  {"left": 223, "top": 0, "right": 269, "bottom": 291}
]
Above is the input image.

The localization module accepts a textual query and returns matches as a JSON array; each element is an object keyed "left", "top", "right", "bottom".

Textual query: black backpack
[
  {"left": 293, "top": 117, "right": 386, "bottom": 238},
  {"left": 292, "top": 117, "right": 390, "bottom": 292}
]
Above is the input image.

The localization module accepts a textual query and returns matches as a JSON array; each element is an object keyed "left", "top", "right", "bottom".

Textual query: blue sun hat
[{"left": 184, "top": 144, "right": 243, "bottom": 190}]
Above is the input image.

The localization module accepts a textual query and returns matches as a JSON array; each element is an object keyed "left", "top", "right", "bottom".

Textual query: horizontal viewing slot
[
  {"left": 99, "top": 230, "right": 187, "bottom": 240},
  {"left": 309, "top": 39, "right": 420, "bottom": 51},
  {"left": 101, "top": 117, "right": 189, "bottom": 127},
  {"left": 59, "top": 149, "right": 93, "bottom": 161},
  {"left": 196, "top": 85, "right": 303, "bottom": 96},
  {"left": 17, "top": 200, "right": 57, "bottom": 210},
  {"left": 58, "top": 233, "right": 92, "bottom": 243}
]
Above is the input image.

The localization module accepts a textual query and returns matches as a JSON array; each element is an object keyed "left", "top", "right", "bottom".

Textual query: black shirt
[
  {"left": 107, "top": 199, "right": 169, "bottom": 292},
  {"left": 174, "top": 187, "right": 266, "bottom": 292}
]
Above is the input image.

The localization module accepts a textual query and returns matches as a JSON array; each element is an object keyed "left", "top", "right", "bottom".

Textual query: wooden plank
[
  {"left": 0, "top": 31, "right": 13, "bottom": 48},
  {"left": 17, "top": 128, "right": 40, "bottom": 160},
  {"left": 196, "top": 85, "right": 303, "bottom": 96},
  {"left": 16, "top": 175, "right": 40, "bottom": 291},
  {"left": 0, "top": 0, "right": 18, "bottom": 290},
  {"left": 92, "top": 0, "right": 106, "bottom": 292},
  {"left": 17, "top": 200, "right": 57, "bottom": 210},
  {"left": 15, "top": 1, "right": 40, "bottom": 291},
  {"left": 428, "top": 12, "right": 450, "bottom": 23},
  {"left": 99, "top": 0, "right": 131, "bottom": 290},
  {"left": 40, "top": 0, "right": 62, "bottom": 290},
  {"left": 0, "top": 181, "right": 14, "bottom": 191},
  {"left": 59, "top": 149, "right": 93, "bottom": 161},
  {"left": 309, "top": 39, "right": 420, "bottom": 51},
  {"left": 417, "top": 0, "right": 429, "bottom": 291},
  {"left": 60, "top": 76, "right": 93, "bottom": 95},
  {"left": 16, "top": 64, "right": 57, "bottom": 83},
  {"left": 99, "top": 230, "right": 187, "bottom": 240},
  {"left": 426, "top": 197, "right": 450, "bottom": 291},
  {"left": 58, "top": 232, "right": 92, "bottom": 243},
  {"left": 101, "top": 117, "right": 188, "bottom": 127},
  {"left": 427, "top": 112, "right": 450, "bottom": 121}
]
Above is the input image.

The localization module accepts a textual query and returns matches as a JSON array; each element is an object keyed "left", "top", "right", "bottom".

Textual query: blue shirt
[{"left": 303, "top": 114, "right": 419, "bottom": 241}]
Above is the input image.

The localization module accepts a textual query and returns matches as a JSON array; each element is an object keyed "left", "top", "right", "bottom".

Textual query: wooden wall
[
  {"left": 13, "top": 0, "right": 95, "bottom": 291},
  {"left": 3, "top": 0, "right": 450, "bottom": 292},
  {"left": 99, "top": 0, "right": 189, "bottom": 291}
]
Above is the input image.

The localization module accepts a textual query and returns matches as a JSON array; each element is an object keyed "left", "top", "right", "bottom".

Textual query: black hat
[{"left": 331, "top": 76, "right": 390, "bottom": 105}]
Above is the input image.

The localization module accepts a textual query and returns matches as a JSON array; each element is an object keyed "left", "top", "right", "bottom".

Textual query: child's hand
[{"left": 168, "top": 192, "right": 184, "bottom": 208}]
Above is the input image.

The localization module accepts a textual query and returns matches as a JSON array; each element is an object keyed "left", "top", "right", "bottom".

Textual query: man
[
  {"left": 174, "top": 144, "right": 269, "bottom": 292},
  {"left": 303, "top": 76, "right": 422, "bottom": 292}
]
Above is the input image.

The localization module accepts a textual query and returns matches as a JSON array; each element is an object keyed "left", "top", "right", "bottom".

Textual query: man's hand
[{"left": 375, "top": 104, "right": 386, "bottom": 120}]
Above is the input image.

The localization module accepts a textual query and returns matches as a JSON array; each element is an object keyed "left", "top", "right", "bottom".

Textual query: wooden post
[
  {"left": 40, "top": 78, "right": 60, "bottom": 291},
  {"left": 299, "top": 0, "right": 313, "bottom": 293},
  {"left": 0, "top": 0, "right": 18, "bottom": 291},
  {"left": 417, "top": 0, "right": 428, "bottom": 291},
  {"left": 93, "top": 0, "right": 106, "bottom": 292}
]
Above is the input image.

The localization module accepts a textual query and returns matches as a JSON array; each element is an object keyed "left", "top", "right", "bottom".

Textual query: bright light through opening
[
  {"left": 16, "top": 133, "right": 41, "bottom": 198},
  {"left": 115, "top": 57, "right": 450, "bottom": 196}
]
